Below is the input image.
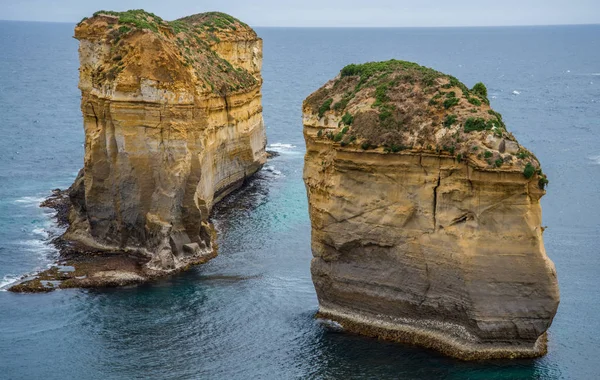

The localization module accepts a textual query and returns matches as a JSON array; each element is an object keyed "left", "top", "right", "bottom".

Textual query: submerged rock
[
  {"left": 11, "top": 10, "right": 266, "bottom": 291},
  {"left": 303, "top": 60, "right": 559, "bottom": 360}
]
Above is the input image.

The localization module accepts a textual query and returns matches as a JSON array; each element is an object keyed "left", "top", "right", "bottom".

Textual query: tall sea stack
[
  {"left": 303, "top": 60, "right": 559, "bottom": 360},
  {"left": 11, "top": 10, "right": 266, "bottom": 291}
]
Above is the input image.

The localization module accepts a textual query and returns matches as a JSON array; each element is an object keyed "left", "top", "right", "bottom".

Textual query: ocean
[{"left": 0, "top": 21, "right": 599, "bottom": 379}]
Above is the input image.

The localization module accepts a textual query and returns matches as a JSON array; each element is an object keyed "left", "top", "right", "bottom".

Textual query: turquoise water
[{"left": 1, "top": 22, "right": 600, "bottom": 379}]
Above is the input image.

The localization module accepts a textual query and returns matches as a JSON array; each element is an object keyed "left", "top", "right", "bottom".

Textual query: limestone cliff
[
  {"left": 11, "top": 11, "right": 266, "bottom": 291},
  {"left": 303, "top": 60, "right": 559, "bottom": 360}
]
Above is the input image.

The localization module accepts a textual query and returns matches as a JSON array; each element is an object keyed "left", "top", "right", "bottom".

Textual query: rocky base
[
  {"left": 316, "top": 306, "right": 548, "bottom": 361},
  {"left": 9, "top": 189, "right": 216, "bottom": 293}
]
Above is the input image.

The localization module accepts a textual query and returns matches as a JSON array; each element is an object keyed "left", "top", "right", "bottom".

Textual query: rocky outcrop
[
  {"left": 303, "top": 60, "right": 559, "bottom": 360},
  {"left": 11, "top": 10, "right": 266, "bottom": 291}
]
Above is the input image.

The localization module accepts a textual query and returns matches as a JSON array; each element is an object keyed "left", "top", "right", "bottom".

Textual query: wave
[
  {"left": 263, "top": 165, "right": 282, "bottom": 176},
  {"left": 13, "top": 196, "right": 45, "bottom": 206},
  {"left": 512, "top": 90, "right": 521, "bottom": 95},
  {"left": 268, "top": 143, "right": 296, "bottom": 151},
  {"left": 32, "top": 227, "right": 49, "bottom": 238},
  {"left": 589, "top": 155, "right": 600, "bottom": 165},
  {"left": 0, "top": 275, "right": 20, "bottom": 291},
  {"left": 316, "top": 318, "right": 344, "bottom": 332}
]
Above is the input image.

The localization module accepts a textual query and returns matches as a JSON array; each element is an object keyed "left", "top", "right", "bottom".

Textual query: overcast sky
[{"left": 1, "top": 0, "right": 599, "bottom": 27}]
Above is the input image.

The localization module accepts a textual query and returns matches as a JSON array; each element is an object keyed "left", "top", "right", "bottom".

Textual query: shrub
[
  {"left": 523, "top": 162, "right": 536, "bottom": 179},
  {"left": 472, "top": 146, "right": 479, "bottom": 151},
  {"left": 495, "top": 158, "right": 503, "bottom": 167},
  {"left": 341, "top": 126, "right": 349, "bottom": 134},
  {"left": 317, "top": 129, "right": 323, "bottom": 137},
  {"left": 318, "top": 98, "right": 333, "bottom": 118},
  {"left": 468, "top": 97, "right": 482, "bottom": 106},
  {"left": 341, "top": 112, "right": 354, "bottom": 126},
  {"left": 373, "top": 84, "right": 389, "bottom": 106},
  {"left": 457, "top": 153, "right": 462, "bottom": 163},
  {"left": 340, "top": 64, "right": 362, "bottom": 77},
  {"left": 118, "top": 25, "right": 131, "bottom": 34},
  {"left": 443, "top": 114, "right": 457, "bottom": 128},
  {"left": 445, "top": 91, "right": 456, "bottom": 98},
  {"left": 539, "top": 175, "right": 549, "bottom": 190},
  {"left": 391, "top": 144, "right": 405, "bottom": 153},
  {"left": 484, "top": 150, "right": 493, "bottom": 158},
  {"left": 471, "top": 82, "right": 488, "bottom": 98},
  {"left": 443, "top": 97, "right": 459, "bottom": 109},
  {"left": 517, "top": 151, "right": 529, "bottom": 159},
  {"left": 333, "top": 98, "right": 349, "bottom": 111},
  {"left": 464, "top": 117, "right": 487, "bottom": 132},
  {"left": 333, "top": 132, "right": 344, "bottom": 142},
  {"left": 379, "top": 107, "right": 393, "bottom": 122},
  {"left": 429, "top": 93, "right": 442, "bottom": 106},
  {"left": 361, "top": 142, "right": 372, "bottom": 150}
]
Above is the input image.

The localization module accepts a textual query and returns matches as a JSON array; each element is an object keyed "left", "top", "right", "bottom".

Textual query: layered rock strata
[
  {"left": 11, "top": 11, "right": 266, "bottom": 291},
  {"left": 303, "top": 60, "right": 559, "bottom": 360}
]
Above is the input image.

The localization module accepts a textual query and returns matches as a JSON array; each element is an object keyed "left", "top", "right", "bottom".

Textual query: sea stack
[
  {"left": 303, "top": 60, "right": 559, "bottom": 360},
  {"left": 11, "top": 10, "right": 266, "bottom": 291}
]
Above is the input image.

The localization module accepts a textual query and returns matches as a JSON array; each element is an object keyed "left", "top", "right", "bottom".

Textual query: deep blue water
[{"left": 1, "top": 21, "right": 599, "bottom": 379}]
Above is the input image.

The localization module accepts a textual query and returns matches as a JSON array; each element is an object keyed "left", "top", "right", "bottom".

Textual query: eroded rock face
[
  {"left": 303, "top": 60, "right": 559, "bottom": 360},
  {"left": 68, "top": 11, "right": 266, "bottom": 272}
]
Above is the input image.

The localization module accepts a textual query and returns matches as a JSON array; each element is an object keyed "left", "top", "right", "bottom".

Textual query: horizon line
[{"left": 1, "top": 19, "right": 599, "bottom": 29}]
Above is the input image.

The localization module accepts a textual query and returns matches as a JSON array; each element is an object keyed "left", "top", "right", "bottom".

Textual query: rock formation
[
  {"left": 11, "top": 10, "right": 266, "bottom": 291},
  {"left": 303, "top": 60, "right": 559, "bottom": 360}
]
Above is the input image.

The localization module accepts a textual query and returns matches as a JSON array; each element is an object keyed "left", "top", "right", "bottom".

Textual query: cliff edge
[
  {"left": 303, "top": 60, "right": 559, "bottom": 360},
  {"left": 11, "top": 10, "right": 266, "bottom": 291}
]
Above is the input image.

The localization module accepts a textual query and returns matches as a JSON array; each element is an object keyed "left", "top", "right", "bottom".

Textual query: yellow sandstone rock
[
  {"left": 303, "top": 60, "right": 559, "bottom": 360},
  {"left": 67, "top": 11, "right": 266, "bottom": 273}
]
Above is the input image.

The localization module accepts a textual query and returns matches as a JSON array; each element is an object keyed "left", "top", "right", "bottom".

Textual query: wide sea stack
[
  {"left": 303, "top": 60, "right": 559, "bottom": 360},
  {"left": 11, "top": 10, "right": 266, "bottom": 291}
]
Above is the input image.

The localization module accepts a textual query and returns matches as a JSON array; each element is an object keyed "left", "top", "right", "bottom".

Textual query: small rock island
[
  {"left": 303, "top": 60, "right": 559, "bottom": 360},
  {"left": 11, "top": 10, "right": 266, "bottom": 291}
]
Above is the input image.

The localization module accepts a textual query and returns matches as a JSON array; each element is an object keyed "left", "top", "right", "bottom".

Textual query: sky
[{"left": 1, "top": 0, "right": 599, "bottom": 27}]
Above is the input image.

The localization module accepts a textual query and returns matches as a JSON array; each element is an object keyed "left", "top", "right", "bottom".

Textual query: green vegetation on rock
[
  {"left": 443, "top": 97, "right": 460, "bottom": 109},
  {"left": 523, "top": 162, "right": 536, "bottom": 179},
  {"left": 305, "top": 59, "right": 544, "bottom": 177},
  {"left": 472, "top": 82, "right": 488, "bottom": 99},
  {"left": 318, "top": 99, "right": 333, "bottom": 118},
  {"left": 80, "top": 9, "right": 259, "bottom": 94},
  {"left": 444, "top": 114, "right": 457, "bottom": 128},
  {"left": 341, "top": 112, "right": 354, "bottom": 125}
]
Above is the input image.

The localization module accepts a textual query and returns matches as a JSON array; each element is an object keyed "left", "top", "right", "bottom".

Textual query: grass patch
[
  {"left": 443, "top": 114, "right": 457, "bottom": 128},
  {"left": 468, "top": 97, "right": 482, "bottom": 106},
  {"left": 341, "top": 112, "right": 354, "bottom": 125},
  {"left": 464, "top": 117, "right": 487, "bottom": 132},
  {"left": 539, "top": 175, "right": 549, "bottom": 190},
  {"left": 443, "top": 97, "right": 459, "bottom": 109},
  {"left": 523, "top": 162, "right": 536, "bottom": 179},
  {"left": 318, "top": 98, "right": 333, "bottom": 118}
]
